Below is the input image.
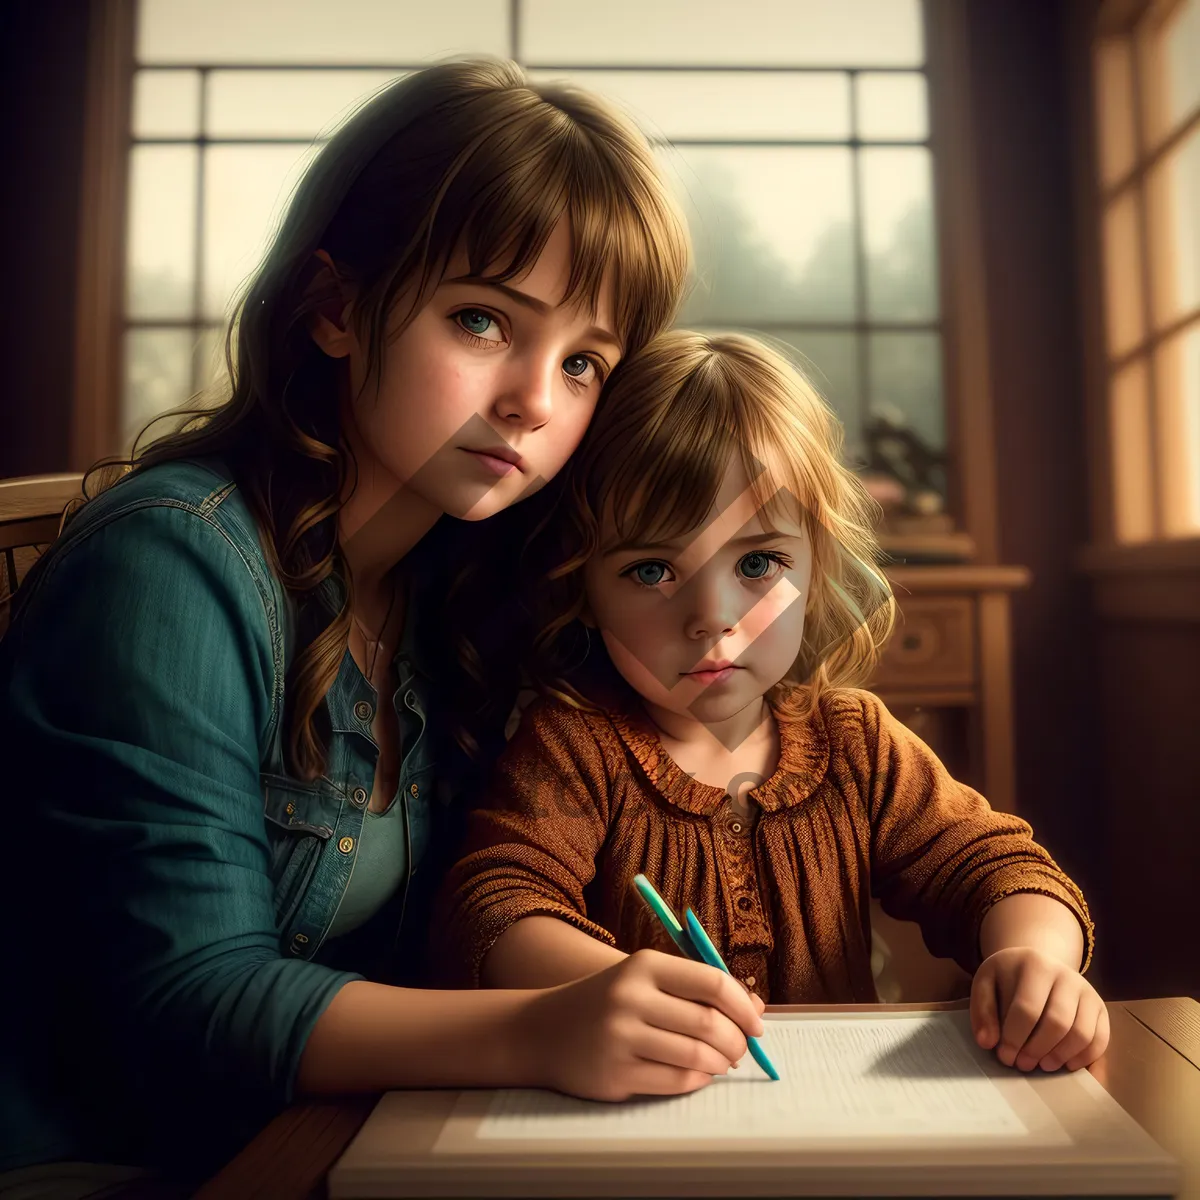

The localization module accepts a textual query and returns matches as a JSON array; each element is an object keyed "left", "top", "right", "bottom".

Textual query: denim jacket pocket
[{"left": 261, "top": 774, "right": 339, "bottom": 934}]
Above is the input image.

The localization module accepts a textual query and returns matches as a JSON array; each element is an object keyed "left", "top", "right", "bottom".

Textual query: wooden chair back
[{"left": 0, "top": 473, "right": 85, "bottom": 636}]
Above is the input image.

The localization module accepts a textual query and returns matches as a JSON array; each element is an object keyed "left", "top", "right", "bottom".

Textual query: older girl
[{"left": 0, "top": 62, "right": 769, "bottom": 1191}]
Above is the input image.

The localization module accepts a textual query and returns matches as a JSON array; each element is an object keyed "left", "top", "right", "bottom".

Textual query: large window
[
  {"left": 125, "top": 0, "right": 942, "bottom": 507},
  {"left": 1093, "top": 0, "right": 1200, "bottom": 541}
]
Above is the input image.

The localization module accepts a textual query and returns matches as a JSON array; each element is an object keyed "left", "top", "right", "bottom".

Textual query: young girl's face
[
  {"left": 329, "top": 220, "right": 620, "bottom": 523},
  {"left": 582, "top": 455, "right": 814, "bottom": 727}
]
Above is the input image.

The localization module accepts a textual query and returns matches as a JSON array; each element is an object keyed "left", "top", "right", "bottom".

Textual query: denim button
[
  {"left": 338, "top": 836, "right": 354, "bottom": 853},
  {"left": 409, "top": 783, "right": 419, "bottom": 798},
  {"left": 354, "top": 701, "right": 373, "bottom": 721},
  {"left": 352, "top": 787, "right": 368, "bottom": 807}
]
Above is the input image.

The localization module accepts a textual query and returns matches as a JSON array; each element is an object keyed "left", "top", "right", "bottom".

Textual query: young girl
[
  {"left": 440, "top": 329, "right": 1109, "bottom": 1083},
  {"left": 0, "top": 62, "right": 771, "bottom": 1193}
]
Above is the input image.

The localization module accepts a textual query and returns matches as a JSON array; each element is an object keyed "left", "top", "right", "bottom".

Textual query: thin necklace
[{"left": 351, "top": 581, "right": 398, "bottom": 682}]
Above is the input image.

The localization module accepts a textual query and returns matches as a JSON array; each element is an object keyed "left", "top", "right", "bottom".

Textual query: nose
[
  {"left": 494, "top": 350, "right": 556, "bottom": 429},
  {"left": 682, "top": 571, "right": 739, "bottom": 643}
]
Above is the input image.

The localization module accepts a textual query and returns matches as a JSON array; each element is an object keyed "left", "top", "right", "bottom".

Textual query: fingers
[
  {"left": 970, "top": 965, "right": 1001, "bottom": 1049},
  {"left": 1013, "top": 979, "right": 1081, "bottom": 1071},
  {"left": 639, "top": 951, "right": 765, "bottom": 1039},
  {"left": 1063, "top": 999, "right": 1111, "bottom": 1071},
  {"left": 627, "top": 982, "right": 752, "bottom": 1068},
  {"left": 612, "top": 1059, "right": 715, "bottom": 1100},
  {"left": 626, "top": 1020, "right": 737, "bottom": 1080},
  {"left": 994, "top": 964, "right": 1052, "bottom": 1068}
]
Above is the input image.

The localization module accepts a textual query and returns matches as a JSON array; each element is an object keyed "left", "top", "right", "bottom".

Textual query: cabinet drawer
[{"left": 871, "top": 596, "right": 976, "bottom": 690}]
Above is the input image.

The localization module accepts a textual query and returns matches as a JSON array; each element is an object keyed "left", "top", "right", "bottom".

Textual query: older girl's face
[{"left": 320, "top": 220, "right": 620, "bottom": 523}]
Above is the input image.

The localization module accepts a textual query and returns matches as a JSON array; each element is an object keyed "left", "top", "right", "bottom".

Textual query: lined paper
[{"left": 477, "top": 1014, "right": 1050, "bottom": 1141}]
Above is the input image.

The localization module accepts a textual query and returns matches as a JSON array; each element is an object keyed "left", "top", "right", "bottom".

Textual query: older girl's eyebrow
[
  {"left": 602, "top": 530, "right": 801, "bottom": 558},
  {"left": 444, "top": 276, "right": 621, "bottom": 349}
]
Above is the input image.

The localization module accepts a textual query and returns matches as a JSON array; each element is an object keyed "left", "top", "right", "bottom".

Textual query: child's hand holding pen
[{"left": 522, "top": 949, "right": 766, "bottom": 1103}]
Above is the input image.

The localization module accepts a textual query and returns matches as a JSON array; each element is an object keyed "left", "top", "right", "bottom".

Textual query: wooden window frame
[
  {"left": 1067, "top": 0, "right": 1200, "bottom": 620},
  {"left": 1081, "top": 0, "right": 1200, "bottom": 551},
  {"left": 72, "top": 0, "right": 1003, "bottom": 568}
]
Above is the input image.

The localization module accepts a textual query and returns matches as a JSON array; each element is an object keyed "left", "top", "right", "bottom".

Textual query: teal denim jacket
[{"left": 0, "top": 459, "right": 476, "bottom": 1177}]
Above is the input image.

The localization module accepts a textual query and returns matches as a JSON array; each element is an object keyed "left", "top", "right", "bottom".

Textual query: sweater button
[{"left": 736, "top": 895, "right": 752, "bottom": 912}]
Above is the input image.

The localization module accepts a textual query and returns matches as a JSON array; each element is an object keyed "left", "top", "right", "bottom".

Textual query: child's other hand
[
  {"left": 523, "top": 948, "right": 765, "bottom": 1102},
  {"left": 971, "top": 946, "right": 1110, "bottom": 1072}
]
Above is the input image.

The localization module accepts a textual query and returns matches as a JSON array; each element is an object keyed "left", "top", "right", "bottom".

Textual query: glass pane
[
  {"left": 197, "top": 325, "right": 233, "bottom": 398},
  {"left": 208, "top": 70, "right": 406, "bottom": 138},
  {"left": 1102, "top": 188, "right": 1145, "bottom": 359},
  {"left": 1146, "top": 124, "right": 1200, "bottom": 328},
  {"left": 1139, "top": 0, "right": 1200, "bottom": 147},
  {"left": 669, "top": 147, "right": 856, "bottom": 323},
  {"left": 769, "top": 330, "right": 863, "bottom": 461},
  {"left": 867, "top": 332, "right": 946, "bottom": 500},
  {"left": 861, "top": 148, "right": 938, "bottom": 321},
  {"left": 132, "top": 69, "right": 200, "bottom": 137},
  {"left": 203, "top": 144, "right": 322, "bottom": 320},
  {"left": 1153, "top": 323, "right": 1200, "bottom": 536},
  {"left": 137, "top": 0, "right": 509, "bottom": 63},
  {"left": 1164, "top": 0, "right": 1200, "bottom": 131},
  {"left": 526, "top": 70, "right": 850, "bottom": 140},
  {"left": 856, "top": 73, "right": 927, "bottom": 140},
  {"left": 126, "top": 145, "right": 197, "bottom": 320},
  {"left": 1093, "top": 37, "right": 1136, "bottom": 187},
  {"left": 122, "top": 329, "right": 195, "bottom": 450},
  {"left": 521, "top": 0, "right": 923, "bottom": 67},
  {"left": 1108, "top": 357, "right": 1154, "bottom": 542}
]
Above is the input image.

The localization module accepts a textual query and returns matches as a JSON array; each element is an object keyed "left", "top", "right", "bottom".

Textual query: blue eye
[
  {"left": 457, "top": 310, "right": 494, "bottom": 336},
  {"left": 630, "top": 562, "right": 668, "bottom": 587},
  {"left": 739, "top": 552, "right": 774, "bottom": 579}
]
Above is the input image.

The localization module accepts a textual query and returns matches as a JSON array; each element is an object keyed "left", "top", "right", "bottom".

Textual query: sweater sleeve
[
  {"left": 436, "top": 698, "right": 619, "bottom": 986},
  {"left": 845, "top": 691, "right": 1094, "bottom": 975}
]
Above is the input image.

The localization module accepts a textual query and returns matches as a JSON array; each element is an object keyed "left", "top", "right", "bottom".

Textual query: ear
[
  {"left": 578, "top": 602, "right": 597, "bottom": 629},
  {"left": 307, "top": 249, "right": 357, "bottom": 360}
]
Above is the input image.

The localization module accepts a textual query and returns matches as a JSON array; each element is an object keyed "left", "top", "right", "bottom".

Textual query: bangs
[
  {"left": 429, "top": 82, "right": 689, "bottom": 359},
  {"left": 587, "top": 333, "right": 823, "bottom": 554}
]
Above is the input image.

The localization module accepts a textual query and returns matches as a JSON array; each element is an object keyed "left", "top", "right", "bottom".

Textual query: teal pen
[
  {"left": 631, "top": 874, "right": 780, "bottom": 1081},
  {"left": 683, "top": 908, "right": 781, "bottom": 1081}
]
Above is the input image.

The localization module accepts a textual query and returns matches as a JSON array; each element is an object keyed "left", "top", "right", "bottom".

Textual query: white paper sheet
[{"left": 476, "top": 1014, "right": 1048, "bottom": 1141}]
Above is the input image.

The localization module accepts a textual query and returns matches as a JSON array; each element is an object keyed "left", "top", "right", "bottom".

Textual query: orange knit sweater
[{"left": 437, "top": 687, "right": 1094, "bottom": 1003}]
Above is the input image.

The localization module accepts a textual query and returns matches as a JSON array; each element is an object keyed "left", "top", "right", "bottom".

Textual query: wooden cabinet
[{"left": 874, "top": 564, "right": 1031, "bottom": 813}]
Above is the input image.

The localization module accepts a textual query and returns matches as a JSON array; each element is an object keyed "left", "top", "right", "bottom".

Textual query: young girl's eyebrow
[
  {"left": 602, "top": 530, "right": 800, "bottom": 558},
  {"left": 444, "top": 276, "right": 620, "bottom": 349}
]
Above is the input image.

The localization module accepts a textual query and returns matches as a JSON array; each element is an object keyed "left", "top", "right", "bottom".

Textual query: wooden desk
[{"left": 194, "top": 997, "right": 1200, "bottom": 1200}]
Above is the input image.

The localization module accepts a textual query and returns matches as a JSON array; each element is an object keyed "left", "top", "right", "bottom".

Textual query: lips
[
  {"left": 688, "top": 660, "right": 737, "bottom": 674},
  {"left": 465, "top": 443, "right": 525, "bottom": 471}
]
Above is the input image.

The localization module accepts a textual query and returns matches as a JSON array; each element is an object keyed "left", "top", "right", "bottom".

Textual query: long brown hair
[
  {"left": 525, "top": 330, "right": 895, "bottom": 717},
  {"left": 77, "top": 59, "right": 690, "bottom": 777}
]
